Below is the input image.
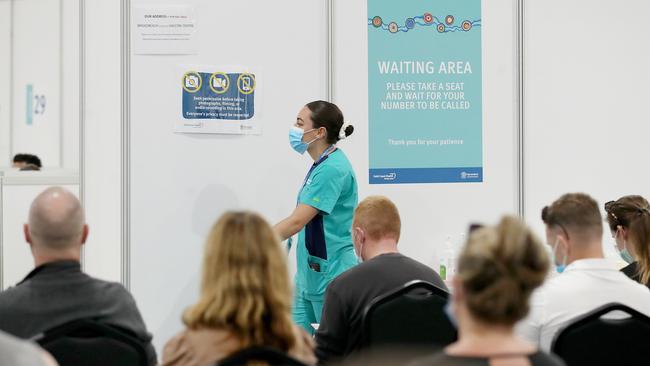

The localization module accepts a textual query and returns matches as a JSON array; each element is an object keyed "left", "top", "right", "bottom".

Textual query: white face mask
[
  {"left": 353, "top": 229, "right": 365, "bottom": 263},
  {"left": 551, "top": 238, "right": 568, "bottom": 273}
]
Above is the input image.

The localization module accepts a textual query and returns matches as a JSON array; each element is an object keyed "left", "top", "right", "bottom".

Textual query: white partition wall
[
  {"left": 332, "top": 0, "right": 519, "bottom": 265},
  {"left": 0, "top": 1, "right": 10, "bottom": 166},
  {"left": 61, "top": 0, "right": 81, "bottom": 170},
  {"left": 0, "top": 171, "right": 79, "bottom": 288},
  {"left": 11, "top": 0, "right": 62, "bottom": 167},
  {"left": 523, "top": 0, "right": 650, "bottom": 250},
  {"left": 129, "top": 0, "right": 328, "bottom": 351},
  {"left": 81, "top": 0, "right": 123, "bottom": 283}
]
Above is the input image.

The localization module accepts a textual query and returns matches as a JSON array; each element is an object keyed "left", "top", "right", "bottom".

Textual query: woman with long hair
[
  {"left": 605, "top": 195, "right": 650, "bottom": 287},
  {"left": 162, "top": 211, "right": 316, "bottom": 366}
]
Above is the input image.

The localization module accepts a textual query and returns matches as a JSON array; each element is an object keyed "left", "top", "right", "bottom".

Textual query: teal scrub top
[{"left": 295, "top": 148, "right": 358, "bottom": 301}]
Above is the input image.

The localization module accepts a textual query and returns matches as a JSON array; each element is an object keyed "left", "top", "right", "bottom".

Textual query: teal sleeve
[{"left": 299, "top": 166, "right": 344, "bottom": 215}]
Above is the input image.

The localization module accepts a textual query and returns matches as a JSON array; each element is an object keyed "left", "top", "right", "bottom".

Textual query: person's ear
[
  {"left": 24, "top": 224, "right": 32, "bottom": 245},
  {"left": 317, "top": 126, "right": 327, "bottom": 140},
  {"left": 354, "top": 227, "right": 364, "bottom": 243},
  {"left": 80, "top": 225, "right": 89, "bottom": 245},
  {"left": 558, "top": 232, "right": 570, "bottom": 256}
]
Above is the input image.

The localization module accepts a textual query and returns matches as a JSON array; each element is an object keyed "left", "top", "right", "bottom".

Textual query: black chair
[
  {"left": 217, "top": 346, "right": 307, "bottom": 366},
  {"left": 34, "top": 318, "right": 148, "bottom": 366},
  {"left": 551, "top": 302, "right": 650, "bottom": 366},
  {"left": 362, "top": 280, "right": 457, "bottom": 350}
]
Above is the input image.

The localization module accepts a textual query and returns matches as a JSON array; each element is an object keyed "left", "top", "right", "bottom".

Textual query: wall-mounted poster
[
  {"left": 368, "top": 0, "right": 482, "bottom": 184},
  {"left": 175, "top": 66, "right": 261, "bottom": 135}
]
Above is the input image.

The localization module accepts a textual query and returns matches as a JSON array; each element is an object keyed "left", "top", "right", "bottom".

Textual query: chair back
[
  {"left": 217, "top": 346, "right": 307, "bottom": 366},
  {"left": 551, "top": 302, "right": 650, "bottom": 366},
  {"left": 362, "top": 280, "right": 457, "bottom": 350},
  {"left": 35, "top": 318, "right": 148, "bottom": 366}
]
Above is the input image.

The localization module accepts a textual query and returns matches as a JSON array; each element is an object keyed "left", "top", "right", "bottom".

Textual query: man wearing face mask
[
  {"left": 275, "top": 101, "right": 359, "bottom": 334},
  {"left": 313, "top": 196, "right": 446, "bottom": 365},
  {"left": 516, "top": 193, "right": 650, "bottom": 351}
]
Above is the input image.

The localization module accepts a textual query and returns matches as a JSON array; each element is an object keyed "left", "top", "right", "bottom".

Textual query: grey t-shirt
[
  {"left": 0, "top": 331, "right": 49, "bottom": 366},
  {"left": 315, "top": 253, "right": 447, "bottom": 364}
]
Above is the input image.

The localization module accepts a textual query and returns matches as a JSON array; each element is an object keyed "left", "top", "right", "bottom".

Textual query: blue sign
[
  {"left": 182, "top": 71, "right": 255, "bottom": 120},
  {"left": 26, "top": 84, "right": 33, "bottom": 125},
  {"left": 368, "top": 0, "right": 482, "bottom": 184}
]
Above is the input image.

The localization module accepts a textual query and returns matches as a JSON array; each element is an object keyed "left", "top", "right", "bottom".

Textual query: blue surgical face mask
[
  {"left": 444, "top": 299, "right": 458, "bottom": 328},
  {"left": 289, "top": 127, "right": 317, "bottom": 155},
  {"left": 353, "top": 230, "right": 365, "bottom": 263},
  {"left": 614, "top": 228, "right": 635, "bottom": 264},
  {"left": 620, "top": 247, "right": 635, "bottom": 264},
  {"left": 552, "top": 239, "right": 568, "bottom": 273},
  {"left": 618, "top": 240, "right": 635, "bottom": 264}
]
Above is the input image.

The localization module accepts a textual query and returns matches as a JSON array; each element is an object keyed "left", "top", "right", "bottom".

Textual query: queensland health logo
[{"left": 460, "top": 171, "right": 480, "bottom": 180}]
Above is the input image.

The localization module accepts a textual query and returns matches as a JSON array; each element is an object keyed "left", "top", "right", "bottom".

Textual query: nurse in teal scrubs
[{"left": 275, "top": 100, "right": 359, "bottom": 333}]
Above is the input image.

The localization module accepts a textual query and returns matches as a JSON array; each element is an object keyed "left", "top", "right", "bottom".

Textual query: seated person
[
  {"left": 162, "top": 211, "right": 316, "bottom": 366},
  {"left": 412, "top": 216, "right": 564, "bottom": 366},
  {"left": 517, "top": 193, "right": 650, "bottom": 351},
  {"left": 12, "top": 153, "right": 42, "bottom": 171},
  {"left": 0, "top": 187, "right": 156, "bottom": 365},
  {"left": 315, "top": 196, "right": 447, "bottom": 365},
  {"left": 605, "top": 195, "right": 650, "bottom": 287},
  {"left": 0, "top": 330, "right": 58, "bottom": 366}
]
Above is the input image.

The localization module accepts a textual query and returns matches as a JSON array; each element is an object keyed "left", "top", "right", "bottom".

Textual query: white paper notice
[{"left": 133, "top": 5, "right": 197, "bottom": 55}]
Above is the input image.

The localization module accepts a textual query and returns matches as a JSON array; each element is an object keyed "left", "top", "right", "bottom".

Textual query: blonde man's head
[{"left": 353, "top": 196, "right": 401, "bottom": 242}]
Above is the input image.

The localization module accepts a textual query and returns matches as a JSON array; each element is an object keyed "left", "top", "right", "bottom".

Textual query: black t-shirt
[
  {"left": 315, "top": 253, "right": 447, "bottom": 365},
  {"left": 621, "top": 262, "right": 648, "bottom": 287},
  {"left": 412, "top": 351, "right": 566, "bottom": 366}
]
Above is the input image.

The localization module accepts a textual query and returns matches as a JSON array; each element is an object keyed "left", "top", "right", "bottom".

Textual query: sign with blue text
[
  {"left": 176, "top": 66, "right": 261, "bottom": 134},
  {"left": 368, "top": 0, "right": 482, "bottom": 184}
]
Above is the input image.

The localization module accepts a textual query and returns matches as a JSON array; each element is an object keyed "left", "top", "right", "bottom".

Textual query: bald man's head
[{"left": 26, "top": 187, "right": 86, "bottom": 250}]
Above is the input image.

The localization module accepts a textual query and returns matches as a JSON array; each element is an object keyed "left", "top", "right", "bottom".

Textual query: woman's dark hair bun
[{"left": 344, "top": 125, "right": 354, "bottom": 137}]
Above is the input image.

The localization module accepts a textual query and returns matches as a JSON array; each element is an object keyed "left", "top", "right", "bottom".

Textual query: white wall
[
  {"left": 523, "top": 0, "right": 650, "bottom": 257},
  {"left": 11, "top": 0, "right": 62, "bottom": 167},
  {"left": 61, "top": 0, "right": 80, "bottom": 170},
  {"left": 129, "top": 0, "right": 328, "bottom": 351},
  {"left": 0, "top": 172, "right": 79, "bottom": 288},
  {"left": 333, "top": 0, "right": 519, "bottom": 267},
  {"left": 0, "top": 1, "right": 10, "bottom": 166},
  {"left": 82, "top": 0, "right": 123, "bottom": 283}
]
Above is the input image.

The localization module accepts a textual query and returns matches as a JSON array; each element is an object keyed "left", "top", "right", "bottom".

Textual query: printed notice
[
  {"left": 133, "top": 5, "right": 197, "bottom": 55},
  {"left": 175, "top": 67, "right": 262, "bottom": 135},
  {"left": 368, "top": 0, "right": 482, "bottom": 184}
]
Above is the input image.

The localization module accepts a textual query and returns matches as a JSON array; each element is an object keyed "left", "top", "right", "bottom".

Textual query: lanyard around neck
[{"left": 297, "top": 145, "right": 336, "bottom": 205}]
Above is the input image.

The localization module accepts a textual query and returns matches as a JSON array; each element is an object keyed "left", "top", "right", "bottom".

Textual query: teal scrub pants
[{"left": 293, "top": 288, "right": 324, "bottom": 334}]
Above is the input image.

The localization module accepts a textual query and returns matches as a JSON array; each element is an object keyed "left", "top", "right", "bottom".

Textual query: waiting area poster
[{"left": 368, "top": 0, "right": 483, "bottom": 184}]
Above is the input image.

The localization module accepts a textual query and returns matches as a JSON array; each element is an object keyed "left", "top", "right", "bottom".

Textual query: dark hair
[
  {"left": 541, "top": 193, "right": 602, "bottom": 239},
  {"left": 12, "top": 154, "right": 26, "bottom": 163},
  {"left": 305, "top": 100, "right": 354, "bottom": 144},
  {"left": 605, "top": 195, "right": 650, "bottom": 284},
  {"left": 13, "top": 153, "right": 42, "bottom": 168}
]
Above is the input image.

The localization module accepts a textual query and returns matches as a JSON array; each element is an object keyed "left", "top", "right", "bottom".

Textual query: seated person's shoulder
[{"left": 88, "top": 277, "right": 138, "bottom": 304}]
